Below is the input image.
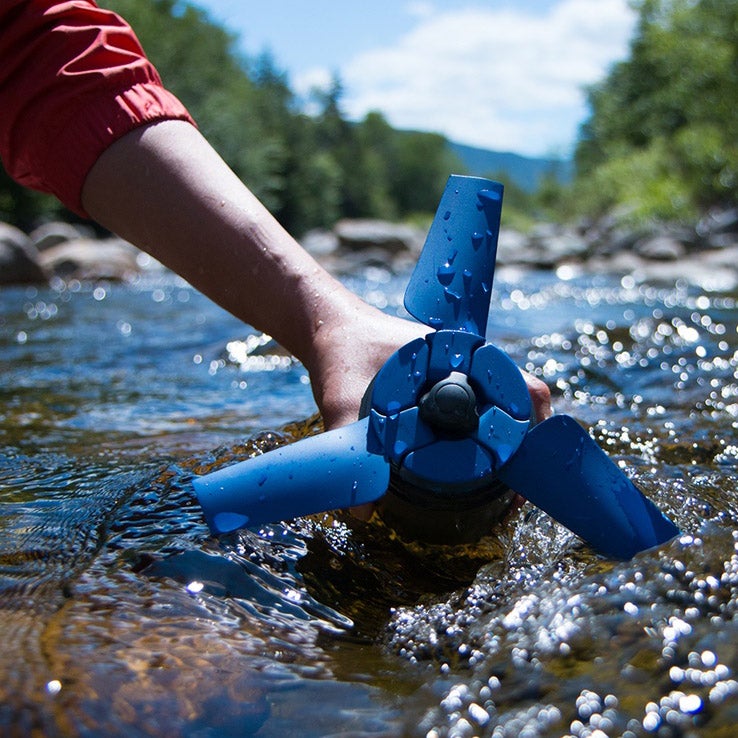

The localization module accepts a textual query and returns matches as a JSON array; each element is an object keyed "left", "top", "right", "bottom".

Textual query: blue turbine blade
[
  {"left": 497, "top": 415, "right": 679, "bottom": 558},
  {"left": 193, "top": 417, "right": 390, "bottom": 534},
  {"left": 404, "top": 175, "right": 503, "bottom": 335}
]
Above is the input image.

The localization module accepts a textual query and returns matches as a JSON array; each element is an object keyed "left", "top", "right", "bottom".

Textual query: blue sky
[{"left": 191, "top": 0, "right": 636, "bottom": 158}]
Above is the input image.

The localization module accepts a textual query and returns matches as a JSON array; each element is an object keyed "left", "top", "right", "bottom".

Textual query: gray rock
[
  {"left": 587, "top": 244, "right": 738, "bottom": 289},
  {"left": 38, "top": 237, "right": 141, "bottom": 281},
  {"left": 589, "top": 250, "right": 644, "bottom": 275},
  {"left": 631, "top": 253, "right": 738, "bottom": 289},
  {"left": 663, "top": 225, "right": 700, "bottom": 251},
  {"left": 496, "top": 228, "right": 530, "bottom": 265},
  {"left": 29, "top": 221, "right": 90, "bottom": 251},
  {"left": 300, "top": 228, "right": 338, "bottom": 256},
  {"left": 595, "top": 225, "right": 653, "bottom": 256},
  {"left": 696, "top": 207, "right": 738, "bottom": 237},
  {"left": 527, "top": 222, "right": 560, "bottom": 242},
  {"left": 320, "top": 247, "right": 400, "bottom": 277},
  {"left": 334, "top": 219, "right": 424, "bottom": 254},
  {"left": 704, "top": 232, "right": 737, "bottom": 250},
  {"left": 497, "top": 225, "right": 589, "bottom": 268},
  {"left": 634, "top": 234, "right": 687, "bottom": 261},
  {"left": 0, "top": 222, "right": 47, "bottom": 284},
  {"left": 701, "top": 243, "right": 738, "bottom": 271},
  {"left": 539, "top": 229, "right": 590, "bottom": 262}
]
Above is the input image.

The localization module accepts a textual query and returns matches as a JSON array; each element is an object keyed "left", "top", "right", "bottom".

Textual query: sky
[{"left": 192, "top": 0, "right": 637, "bottom": 159}]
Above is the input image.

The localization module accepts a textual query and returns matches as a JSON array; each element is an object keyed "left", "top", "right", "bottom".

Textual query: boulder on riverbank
[
  {"left": 574, "top": 206, "right": 738, "bottom": 288},
  {"left": 0, "top": 221, "right": 166, "bottom": 285},
  {"left": 303, "top": 207, "right": 738, "bottom": 289},
  {"left": 38, "top": 238, "right": 144, "bottom": 282},
  {"left": 303, "top": 220, "right": 425, "bottom": 275}
]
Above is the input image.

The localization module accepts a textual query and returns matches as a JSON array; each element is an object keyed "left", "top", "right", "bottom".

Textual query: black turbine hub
[{"left": 418, "top": 371, "right": 479, "bottom": 436}]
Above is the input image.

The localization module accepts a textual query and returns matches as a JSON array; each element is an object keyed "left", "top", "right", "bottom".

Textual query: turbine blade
[
  {"left": 193, "top": 417, "right": 390, "bottom": 534},
  {"left": 404, "top": 175, "right": 503, "bottom": 335},
  {"left": 497, "top": 415, "right": 679, "bottom": 558}
]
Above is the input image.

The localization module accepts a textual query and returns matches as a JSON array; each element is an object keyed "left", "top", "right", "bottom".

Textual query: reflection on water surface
[{"left": 0, "top": 268, "right": 736, "bottom": 736}]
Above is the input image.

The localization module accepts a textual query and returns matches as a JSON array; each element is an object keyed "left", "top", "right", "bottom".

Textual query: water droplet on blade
[
  {"left": 444, "top": 288, "right": 462, "bottom": 304},
  {"left": 437, "top": 263, "right": 455, "bottom": 285}
]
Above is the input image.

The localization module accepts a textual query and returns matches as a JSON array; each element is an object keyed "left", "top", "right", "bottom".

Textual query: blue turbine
[{"left": 193, "top": 175, "right": 679, "bottom": 559}]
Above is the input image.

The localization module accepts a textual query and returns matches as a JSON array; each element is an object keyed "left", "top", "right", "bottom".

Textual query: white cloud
[{"left": 338, "top": 0, "right": 636, "bottom": 157}]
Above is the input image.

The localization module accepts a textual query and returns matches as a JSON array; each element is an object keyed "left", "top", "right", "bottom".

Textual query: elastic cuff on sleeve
[{"left": 36, "top": 82, "right": 195, "bottom": 217}]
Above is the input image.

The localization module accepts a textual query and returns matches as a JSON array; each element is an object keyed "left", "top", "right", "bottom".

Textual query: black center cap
[{"left": 418, "top": 371, "right": 479, "bottom": 435}]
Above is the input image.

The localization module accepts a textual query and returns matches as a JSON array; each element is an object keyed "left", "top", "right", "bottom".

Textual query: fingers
[{"left": 522, "top": 370, "right": 552, "bottom": 422}]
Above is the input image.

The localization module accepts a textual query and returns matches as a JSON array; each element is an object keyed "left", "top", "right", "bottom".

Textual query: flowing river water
[{"left": 1, "top": 264, "right": 737, "bottom": 737}]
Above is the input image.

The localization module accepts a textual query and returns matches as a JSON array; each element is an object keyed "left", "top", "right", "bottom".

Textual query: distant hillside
[{"left": 449, "top": 142, "right": 572, "bottom": 192}]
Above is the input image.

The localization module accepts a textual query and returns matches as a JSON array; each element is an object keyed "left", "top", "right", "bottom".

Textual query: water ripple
[{"left": 1, "top": 272, "right": 737, "bottom": 736}]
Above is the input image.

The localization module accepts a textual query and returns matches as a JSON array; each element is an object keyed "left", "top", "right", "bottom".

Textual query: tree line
[
  {"left": 570, "top": 0, "right": 738, "bottom": 225},
  {"left": 1, "top": 0, "right": 735, "bottom": 232}
]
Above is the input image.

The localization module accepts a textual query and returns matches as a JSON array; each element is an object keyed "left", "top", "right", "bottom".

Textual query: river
[{"left": 1, "top": 264, "right": 737, "bottom": 737}]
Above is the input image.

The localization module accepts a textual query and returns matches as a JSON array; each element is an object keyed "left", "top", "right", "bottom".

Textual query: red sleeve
[{"left": 0, "top": 0, "right": 196, "bottom": 216}]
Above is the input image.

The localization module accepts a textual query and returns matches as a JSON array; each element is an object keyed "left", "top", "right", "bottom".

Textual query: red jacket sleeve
[{"left": 0, "top": 0, "right": 196, "bottom": 216}]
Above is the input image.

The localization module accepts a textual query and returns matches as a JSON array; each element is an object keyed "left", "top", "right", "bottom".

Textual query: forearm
[{"left": 80, "top": 119, "right": 364, "bottom": 375}]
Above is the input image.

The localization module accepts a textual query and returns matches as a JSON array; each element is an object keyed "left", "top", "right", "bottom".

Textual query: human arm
[
  {"left": 0, "top": 1, "right": 552, "bottom": 433},
  {"left": 80, "top": 118, "right": 436, "bottom": 429},
  {"left": 80, "top": 120, "right": 552, "bottom": 430}
]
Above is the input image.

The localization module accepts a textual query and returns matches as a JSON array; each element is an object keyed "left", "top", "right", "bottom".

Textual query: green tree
[
  {"left": 575, "top": 0, "right": 738, "bottom": 223},
  {"left": 389, "top": 130, "right": 460, "bottom": 217},
  {"left": 276, "top": 111, "right": 343, "bottom": 234},
  {"left": 354, "top": 112, "right": 398, "bottom": 220}
]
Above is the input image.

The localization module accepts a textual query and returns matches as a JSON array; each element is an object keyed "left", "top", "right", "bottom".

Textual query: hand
[
  {"left": 80, "top": 119, "right": 552, "bottom": 509},
  {"left": 305, "top": 301, "right": 552, "bottom": 520},
  {"left": 308, "top": 303, "right": 551, "bottom": 430},
  {"left": 307, "top": 307, "right": 429, "bottom": 431}
]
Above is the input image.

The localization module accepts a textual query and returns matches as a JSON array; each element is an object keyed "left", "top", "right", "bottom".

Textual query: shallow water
[{"left": 0, "top": 266, "right": 736, "bottom": 737}]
